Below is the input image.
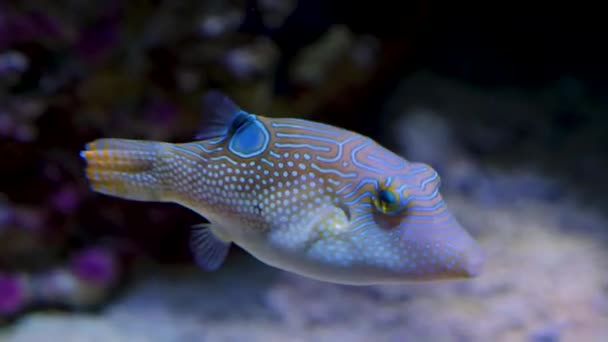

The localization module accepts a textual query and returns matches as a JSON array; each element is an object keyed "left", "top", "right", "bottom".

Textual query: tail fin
[{"left": 81, "top": 138, "right": 168, "bottom": 202}]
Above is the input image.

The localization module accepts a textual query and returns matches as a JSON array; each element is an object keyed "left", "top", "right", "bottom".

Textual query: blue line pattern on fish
[{"left": 81, "top": 91, "right": 484, "bottom": 285}]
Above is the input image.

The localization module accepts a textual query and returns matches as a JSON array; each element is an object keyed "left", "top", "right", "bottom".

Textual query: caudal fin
[{"left": 81, "top": 138, "right": 168, "bottom": 202}]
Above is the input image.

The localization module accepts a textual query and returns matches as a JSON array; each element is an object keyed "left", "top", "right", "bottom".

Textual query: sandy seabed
[{"left": 2, "top": 192, "right": 607, "bottom": 342}]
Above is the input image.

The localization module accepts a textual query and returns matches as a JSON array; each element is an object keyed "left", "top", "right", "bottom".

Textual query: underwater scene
[{"left": 1, "top": 1, "right": 607, "bottom": 341}]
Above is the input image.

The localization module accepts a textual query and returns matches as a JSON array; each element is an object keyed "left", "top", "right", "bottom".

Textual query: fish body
[{"left": 82, "top": 91, "right": 484, "bottom": 285}]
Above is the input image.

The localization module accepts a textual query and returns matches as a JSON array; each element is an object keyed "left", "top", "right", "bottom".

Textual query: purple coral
[
  {"left": 50, "top": 185, "right": 81, "bottom": 215},
  {"left": 0, "top": 273, "right": 27, "bottom": 315},
  {"left": 70, "top": 247, "right": 118, "bottom": 286}
]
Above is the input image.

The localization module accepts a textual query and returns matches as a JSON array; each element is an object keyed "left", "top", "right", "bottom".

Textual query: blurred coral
[
  {"left": 0, "top": 273, "right": 27, "bottom": 316},
  {"left": 0, "top": 0, "right": 392, "bottom": 319},
  {"left": 70, "top": 247, "right": 118, "bottom": 286}
]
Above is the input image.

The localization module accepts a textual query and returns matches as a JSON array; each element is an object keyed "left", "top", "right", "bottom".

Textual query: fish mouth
[
  {"left": 394, "top": 208, "right": 485, "bottom": 280},
  {"left": 438, "top": 221, "right": 485, "bottom": 279}
]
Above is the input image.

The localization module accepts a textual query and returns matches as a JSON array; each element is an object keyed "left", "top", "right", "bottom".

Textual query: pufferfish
[{"left": 81, "top": 91, "right": 484, "bottom": 285}]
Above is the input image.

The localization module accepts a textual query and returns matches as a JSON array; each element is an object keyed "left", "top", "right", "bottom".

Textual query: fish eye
[{"left": 374, "top": 187, "right": 403, "bottom": 214}]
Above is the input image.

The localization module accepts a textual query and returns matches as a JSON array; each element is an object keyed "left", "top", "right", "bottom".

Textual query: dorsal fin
[{"left": 196, "top": 90, "right": 244, "bottom": 140}]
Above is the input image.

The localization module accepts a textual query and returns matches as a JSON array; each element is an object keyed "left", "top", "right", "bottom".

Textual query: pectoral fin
[{"left": 190, "top": 223, "right": 232, "bottom": 271}]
